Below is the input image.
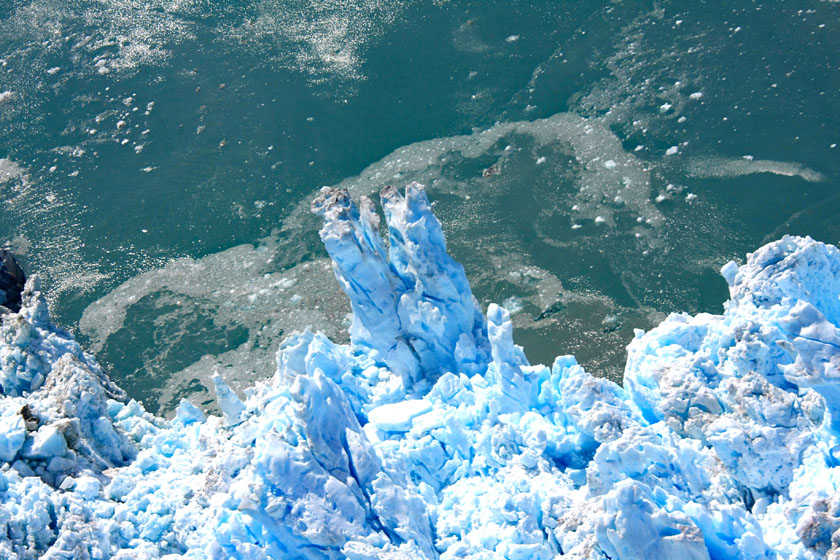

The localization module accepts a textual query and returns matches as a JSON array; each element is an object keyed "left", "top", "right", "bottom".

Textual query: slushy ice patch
[
  {"left": 1, "top": 184, "right": 840, "bottom": 559},
  {"left": 79, "top": 241, "right": 349, "bottom": 414}
]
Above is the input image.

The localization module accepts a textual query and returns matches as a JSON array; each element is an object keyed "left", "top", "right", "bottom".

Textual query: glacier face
[{"left": 1, "top": 184, "right": 840, "bottom": 559}]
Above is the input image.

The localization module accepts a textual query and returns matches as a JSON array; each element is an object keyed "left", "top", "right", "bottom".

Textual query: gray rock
[{"left": 0, "top": 249, "right": 25, "bottom": 313}]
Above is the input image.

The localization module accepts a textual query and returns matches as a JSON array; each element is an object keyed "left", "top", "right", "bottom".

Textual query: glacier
[{"left": 1, "top": 183, "right": 840, "bottom": 559}]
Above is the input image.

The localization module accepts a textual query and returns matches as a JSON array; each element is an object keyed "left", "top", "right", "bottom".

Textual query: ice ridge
[{"left": 0, "top": 183, "right": 839, "bottom": 559}]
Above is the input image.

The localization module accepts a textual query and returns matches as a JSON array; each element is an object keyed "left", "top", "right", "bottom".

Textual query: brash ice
[{"left": 0, "top": 183, "right": 839, "bottom": 559}]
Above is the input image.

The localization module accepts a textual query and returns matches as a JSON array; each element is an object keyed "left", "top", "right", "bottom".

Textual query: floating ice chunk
[
  {"left": 501, "top": 296, "right": 523, "bottom": 314},
  {"left": 721, "top": 260, "right": 739, "bottom": 287},
  {"left": 666, "top": 145, "right": 679, "bottom": 155},
  {"left": 0, "top": 159, "right": 26, "bottom": 188}
]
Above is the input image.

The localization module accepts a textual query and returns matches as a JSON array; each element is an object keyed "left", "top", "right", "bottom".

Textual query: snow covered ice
[{"left": 1, "top": 183, "right": 840, "bottom": 559}]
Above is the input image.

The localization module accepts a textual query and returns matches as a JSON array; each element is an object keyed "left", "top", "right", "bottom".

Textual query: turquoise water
[{"left": 1, "top": 0, "right": 838, "bottom": 413}]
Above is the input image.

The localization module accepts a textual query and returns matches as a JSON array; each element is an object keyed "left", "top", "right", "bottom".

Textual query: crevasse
[{"left": 0, "top": 183, "right": 839, "bottom": 559}]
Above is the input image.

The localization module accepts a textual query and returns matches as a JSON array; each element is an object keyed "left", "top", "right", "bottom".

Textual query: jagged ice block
[{"left": 0, "top": 183, "right": 839, "bottom": 559}]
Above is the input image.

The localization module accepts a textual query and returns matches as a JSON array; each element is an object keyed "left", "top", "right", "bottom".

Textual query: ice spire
[
  {"left": 486, "top": 303, "right": 530, "bottom": 411},
  {"left": 381, "top": 183, "right": 491, "bottom": 379},
  {"left": 312, "top": 187, "right": 422, "bottom": 385},
  {"left": 312, "top": 183, "right": 491, "bottom": 388}
]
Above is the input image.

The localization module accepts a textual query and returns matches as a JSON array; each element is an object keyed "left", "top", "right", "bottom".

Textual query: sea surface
[{"left": 1, "top": 0, "right": 838, "bottom": 414}]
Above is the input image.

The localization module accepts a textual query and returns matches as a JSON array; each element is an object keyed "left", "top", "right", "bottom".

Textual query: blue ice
[{"left": 0, "top": 183, "right": 839, "bottom": 559}]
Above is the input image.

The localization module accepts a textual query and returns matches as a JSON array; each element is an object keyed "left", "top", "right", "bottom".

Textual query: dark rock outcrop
[{"left": 0, "top": 249, "right": 26, "bottom": 313}]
